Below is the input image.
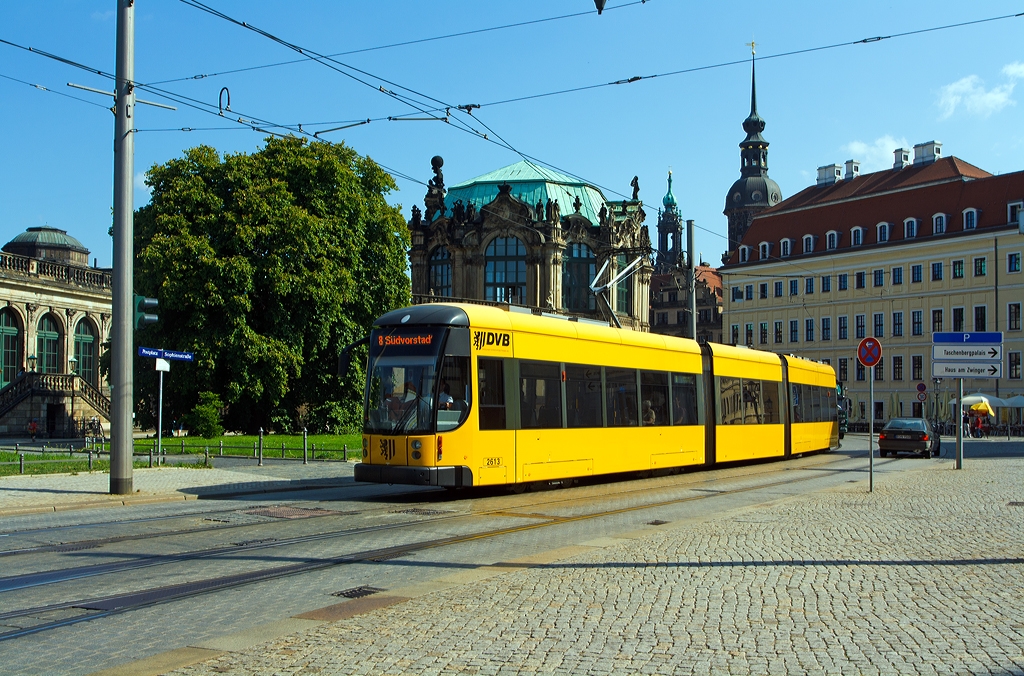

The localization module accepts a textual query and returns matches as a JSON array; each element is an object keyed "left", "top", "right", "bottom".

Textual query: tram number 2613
[
  {"left": 484, "top": 457, "right": 502, "bottom": 467},
  {"left": 379, "top": 438, "right": 397, "bottom": 461}
]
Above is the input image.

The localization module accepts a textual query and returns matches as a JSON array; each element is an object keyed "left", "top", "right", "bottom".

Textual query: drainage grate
[
  {"left": 51, "top": 543, "right": 101, "bottom": 553},
  {"left": 241, "top": 506, "right": 337, "bottom": 519},
  {"left": 389, "top": 508, "right": 453, "bottom": 516},
  {"left": 646, "top": 520, "right": 670, "bottom": 526},
  {"left": 1009, "top": 502, "right": 1024, "bottom": 507},
  {"left": 370, "top": 551, "right": 411, "bottom": 562},
  {"left": 332, "top": 585, "right": 385, "bottom": 599}
]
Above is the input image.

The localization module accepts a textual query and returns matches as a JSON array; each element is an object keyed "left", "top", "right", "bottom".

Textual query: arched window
[
  {"left": 74, "top": 319, "right": 97, "bottom": 386},
  {"left": 780, "top": 239, "right": 792, "bottom": 257},
  {"left": 933, "top": 213, "right": 946, "bottom": 234},
  {"left": 963, "top": 208, "right": 977, "bottom": 230},
  {"left": 485, "top": 236, "right": 527, "bottom": 303},
  {"left": 802, "top": 235, "right": 815, "bottom": 253},
  {"left": 851, "top": 227, "right": 864, "bottom": 247},
  {"left": 616, "top": 253, "right": 632, "bottom": 315},
  {"left": 904, "top": 218, "right": 918, "bottom": 239},
  {"left": 739, "top": 246, "right": 751, "bottom": 263},
  {"left": 36, "top": 314, "right": 61, "bottom": 374},
  {"left": 825, "top": 231, "right": 839, "bottom": 250},
  {"left": 428, "top": 247, "right": 452, "bottom": 297},
  {"left": 758, "top": 242, "right": 771, "bottom": 260},
  {"left": 876, "top": 222, "right": 889, "bottom": 242},
  {"left": 0, "top": 309, "right": 20, "bottom": 387},
  {"left": 562, "top": 242, "right": 596, "bottom": 311}
]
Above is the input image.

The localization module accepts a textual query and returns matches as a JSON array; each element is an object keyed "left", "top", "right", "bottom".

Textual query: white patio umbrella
[
  {"left": 949, "top": 393, "right": 1009, "bottom": 409},
  {"left": 1002, "top": 395, "right": 1024, "bottom": 408}
]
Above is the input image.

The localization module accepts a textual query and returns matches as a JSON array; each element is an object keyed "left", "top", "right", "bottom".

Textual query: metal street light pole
[
  {"left": 110, "top": 0, "right": 135, "bottom": 495},
  {"left": 69, "top": 356, "right": 78, "bottom": 438}
]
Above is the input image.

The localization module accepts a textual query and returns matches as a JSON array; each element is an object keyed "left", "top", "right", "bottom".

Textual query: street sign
[
  {"left": 917, "top": 392, "right": 927, "bottom": 401},
  {"left": 933, "top": 345, "right": 1003, "bottom": 362},
  {"left": 155, "top": 358, "right": 170, "bottom": 372},
  {"left": 931, "top": 332, "right": 1002, "bottom": 379},
  {"left": 932, "top": 362, "right": 1003, "bottom": 378},
  {"left": 138, "top": 347, "right": 194, "bottom": 362},
  {"left": 916, "top": 383, "right": 927, "bottom": 392},
  {"left": 932, "top": 332, "right": 1003, "bottom": 344},
  {"left": 857, "top": 337, "right": 882, "bottom": 367}
]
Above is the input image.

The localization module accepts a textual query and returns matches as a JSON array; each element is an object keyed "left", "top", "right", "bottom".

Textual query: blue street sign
[
  {"left": 137, "top": 347, "right": 194, "bottom": 362},
  {"left": 932, "top": 332, "right": 1003, "bottom": 345}
]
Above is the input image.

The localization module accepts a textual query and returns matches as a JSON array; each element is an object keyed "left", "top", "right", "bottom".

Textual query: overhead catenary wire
[
  {"left": 0, "top": 71, "right": 112, "bottom": 110},
  {"left": 145, "top": 0, "right": 651, "bottom": 86}
]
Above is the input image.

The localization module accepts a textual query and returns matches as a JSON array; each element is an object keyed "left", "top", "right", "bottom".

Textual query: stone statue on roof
[
  {"left": 545, "top": 199, "right": 553, "bottom": 223},
  {"left": 573, "top": 195, "right": 582, "bottom": 213},
  {"left": 410, "top": 205, "right": 422, "bottom": 229},
  {"left": 631, "top": 176, "right": 640, "bottom": 200},
  {"left": 424, "top": 155, "right": 446, "bottom": 223},
  {"left": 536, "top": 199, "right": 545, "bottom": 223}
]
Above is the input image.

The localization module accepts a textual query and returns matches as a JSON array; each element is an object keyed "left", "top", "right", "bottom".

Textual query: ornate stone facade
[{"left": 408, "top": 159, "right": 653, "bottom": 330}]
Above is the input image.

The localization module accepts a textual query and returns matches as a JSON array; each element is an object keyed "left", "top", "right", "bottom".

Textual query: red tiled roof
[
  {"left": 725, "top": 156, "right": 1023, "bottom": 267},
  {"left": 650, "top": 268, "right": 723, "bottom": 299}
]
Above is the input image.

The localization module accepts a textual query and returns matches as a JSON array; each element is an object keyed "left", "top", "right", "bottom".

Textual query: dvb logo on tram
[{"left": 473, "top": 330, "right": 511, "bottom": 352}]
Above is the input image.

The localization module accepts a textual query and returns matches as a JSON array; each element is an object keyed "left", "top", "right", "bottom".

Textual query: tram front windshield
[{"left": 365, "top": 355, "right": 438, "bottom": 435}]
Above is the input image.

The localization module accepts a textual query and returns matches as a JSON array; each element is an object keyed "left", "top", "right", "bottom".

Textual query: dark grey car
[{"left": 878, "top": 418, "right": 940, "bottom": 458}]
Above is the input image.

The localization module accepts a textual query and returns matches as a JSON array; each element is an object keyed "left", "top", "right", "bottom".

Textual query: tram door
[{"left": 477, "top": 358, "right": 515, "bottom": 484}]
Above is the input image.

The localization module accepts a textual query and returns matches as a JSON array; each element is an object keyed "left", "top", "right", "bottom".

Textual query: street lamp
[
  {"left": 69, "top": 356, "right": 78, "bottom": 437},
  {"left": 27, "top": 354, "right": 36, "bottom": 372},
  {"left": 932, "top": 377, "right": 943, "bottom": 423}
]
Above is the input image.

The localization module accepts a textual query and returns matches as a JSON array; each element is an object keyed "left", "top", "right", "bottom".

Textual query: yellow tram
[{"left": 353, "top": 303, "right": 838, "bottom": 488}]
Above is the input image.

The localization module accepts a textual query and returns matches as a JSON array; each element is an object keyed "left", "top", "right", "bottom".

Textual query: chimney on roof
[
  {"left": 844, "top": 160, "right": 860, "bottom": 181},
  {"left": 913, "top": 141, "right": 942, "bottom": 166},
  {"left": 893, "top": 148, "right": 911, "bottom": 170},
  {"left": 816, "top": 164, "right": 842, "bottom": 187}
]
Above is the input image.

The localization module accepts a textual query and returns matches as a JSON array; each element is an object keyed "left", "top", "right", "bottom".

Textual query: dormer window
[
  {"left": 759, "top": 242, "right": 772, "bottom": 260},
  {"left": 933, "top": 213, "right": 946, "bottom": 234},
  {"left": 826, "top": 231, "right": 839, "bottom": 250},
  {"left": 963, "top": 208, "right": 977, "bottom": 230},
  {"left": 904, "top": 218, "right": 918, "bottom": 239},
  {"left": 739, "top": 245, "right": 752, "bottom": 263},
  {"left": 780, "top": 239, "right": 792, "bottom": 257},
  {"left": 1009, "top": 201, "right": 1022, "bottom": 225},
  {"left": 851, "top": 227, "right": 864, "bottom": 247},
  {"left": 802, "top": 235, "right": 815, "bottom": 253},
  {"left": 876, "top": 222, "right": 889, "bottom": 243}
]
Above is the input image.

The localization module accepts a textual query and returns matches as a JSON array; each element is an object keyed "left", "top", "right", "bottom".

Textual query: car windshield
[{"left": 884, "top": 419, "right": 925, "bottom": 431}]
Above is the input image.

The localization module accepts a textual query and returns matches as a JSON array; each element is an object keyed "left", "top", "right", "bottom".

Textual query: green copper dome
[
  {"left": 6, "top": 226, "right": 88, "bottom": 251},
  {"left": 3, "top": 226, "right": 90, "bottom": 267},
  {"left": 662, "top": 171, "right": 677, "bottom": 209}
]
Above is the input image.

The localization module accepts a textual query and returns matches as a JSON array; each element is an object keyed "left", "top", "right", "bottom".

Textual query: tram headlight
[
  {"left": 362, "top": 437, "right": 369, "bottom": 458},
  {"left": 411, "top": 440, "right": 422, "bottom": 450}
]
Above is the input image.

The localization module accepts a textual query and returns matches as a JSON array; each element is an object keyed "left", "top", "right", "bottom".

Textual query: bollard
[
  {"left": 69, "top": 444, "right": 73, "bottom": 458},
  {"left": 219, "top": 440, "right": 223, "bottom": 456},
  {"left": 343, "top": 443, "right": 348, "bottom": 463},
  {"left": 19, "top": 453, "right": 24, "bottom": 474},
  {"left": 205, "top": 447, "right": 210, "bottom": 467},
  {"left": 181, "top": 438, "right": 185, "bottom": 455},
  {"left": 311, "top": 443, "right": 315, "bottom": 461},
  {"left": 303, "top": 428, "right": 308, "bottom": 465},
  {"left": 258, "top": 428, "right": 264, "bottom": 467},
  {"left": 88, "top": 450, "right": 93, "bottom": 471},
  {"left": 14, "top": 443, "right": 18, "bottom": 454},
  {"left": 149, "top": 446, "right": 153, "bottom": 468},
  {"left": 253, "top": 441, "right": 257, "bottom": 458},
  {"left": 282, "top": 442, "right": 285, "bottom": 459}
]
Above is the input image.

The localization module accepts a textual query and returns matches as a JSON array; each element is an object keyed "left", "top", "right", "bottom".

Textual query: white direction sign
[
  {"left": 933, "top": 362, "right": 1003, "bottom": 378},
  {"left": 932, "top": 345, "right": 1003, "bottom": 362}
]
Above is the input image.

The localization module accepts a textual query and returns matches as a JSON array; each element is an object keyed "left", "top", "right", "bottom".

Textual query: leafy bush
[{"left": 185, "top": 391, "right": 224, "bottom": 438}]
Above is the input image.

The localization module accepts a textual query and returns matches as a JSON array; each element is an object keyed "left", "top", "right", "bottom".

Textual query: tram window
[
  {"left": 437, "top": 356, "right": 471, "bottom": 431},
  {"left": 520, "top": 361, "right": 563, "bottom": 429},
  {"left": 799, "top": 384, "right": 813, "bottom": 423},
  {"left": 743, "top": 380, "right": 763, "bottom": 424},
  {"left": 811, "top": 386, "right": 824, "bottom": 422},
  {"left": 671, "top": 373, "right": 699, "bottom": 425},
  {"left": 791, "top": 384, "right": 802, "bottom": 423},
  {"left": 761, "top": 381, "right": 781, "bottom": 425},
  {"left": 478, "top": 358, "right": 507, "bottom": 430},
  {"left": 606, "top": 368, "right": 639, "bottom": 427},
  {"left": 719, "top": 377, "right": 744, "bottom": 425},
  {"left": 565, "top": 364, "right": 602, "bottom": 428},
  {"left": 640, "top": 371, "right": 669, "bottom": 426},
  {"left": 823, "top": 387, "right": 837, "bottom": 421}
]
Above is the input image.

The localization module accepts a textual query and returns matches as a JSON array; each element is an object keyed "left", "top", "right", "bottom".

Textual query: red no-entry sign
[{"left": 858, "top": 337, "right": 883, "bottom": 367}]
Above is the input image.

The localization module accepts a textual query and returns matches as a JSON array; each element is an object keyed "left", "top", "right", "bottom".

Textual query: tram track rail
[{"left": 0, "top": 450, "right": 872, "bottom": 642}]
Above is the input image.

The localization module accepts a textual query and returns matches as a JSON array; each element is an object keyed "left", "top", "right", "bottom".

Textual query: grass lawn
[
  {"left": 0, "top": 452, "right": 156, "bottom": 477},
  {"left": 129, "top": 432, "right": 362, "bottom": 461}
]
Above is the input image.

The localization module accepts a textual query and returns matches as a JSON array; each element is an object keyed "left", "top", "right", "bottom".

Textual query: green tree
[
  {"left": 133, "top": 137, "right": 410, "bottom": 433},
  {"left": 184, "top": 391, "right": 225, "bottom": 438}
]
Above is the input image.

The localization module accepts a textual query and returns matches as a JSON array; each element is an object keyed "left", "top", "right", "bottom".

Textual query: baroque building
[
  {"left": 408, "top": 157, "right": 653, "bottom": 330},
  {"left": 0, "top": 226, "right": 111, "bottom": 437},
  {"left": 721, "top": 142, "right": 1024, "bottom": 424},
  {"left": 723, "top": 58, "right": 782, "bottom": 261}
]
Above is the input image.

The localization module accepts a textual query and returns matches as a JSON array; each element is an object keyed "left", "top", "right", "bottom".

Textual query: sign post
[
  {"left": 858, "top": 337, "right": 883, "bottom": 492},
  {"left": 932, "top": 332, "right": 1003, "bottom": 470},
  {"left": 139, "top": 348, "right": 194, "bottom": 459}
]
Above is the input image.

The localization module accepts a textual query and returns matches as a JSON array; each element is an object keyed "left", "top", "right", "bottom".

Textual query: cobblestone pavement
[{"left": 171, "top": 457, "right": 1024, "bottom": 676}]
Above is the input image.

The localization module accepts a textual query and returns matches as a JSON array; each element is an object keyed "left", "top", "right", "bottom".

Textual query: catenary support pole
[
  {"left": 110, "top": 0, "right": 135, "bottom": 495},
  {"left": 687, "top": 219, "right": 696, "bottom": 340}
]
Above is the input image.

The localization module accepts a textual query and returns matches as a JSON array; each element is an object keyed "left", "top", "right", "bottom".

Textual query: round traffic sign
[
  {"left": 857, "top": 337, "right": 883, "bottom": 367},
  {"left": 917, "top": 392, "right": 928, "bottom": 402},
  {"left": 916, "top": 383, "right": 927, "bottom": 392}
]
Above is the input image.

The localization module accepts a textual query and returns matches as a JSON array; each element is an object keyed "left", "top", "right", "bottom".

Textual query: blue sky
[{"left": 2, "top": 1, "right": 1023, "bottom": 268}]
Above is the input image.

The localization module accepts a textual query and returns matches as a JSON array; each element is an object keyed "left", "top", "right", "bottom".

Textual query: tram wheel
[{"left": 509, "top": 483, "right": 527, "bottom": 494}]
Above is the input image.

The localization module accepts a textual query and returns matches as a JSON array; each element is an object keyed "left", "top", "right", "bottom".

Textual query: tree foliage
[
  {"left": 133, "top": 137, "right": 410, "bottom": 434},
  {"left": 183, "top": 391, "right": 224, "bottom": 439}
]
